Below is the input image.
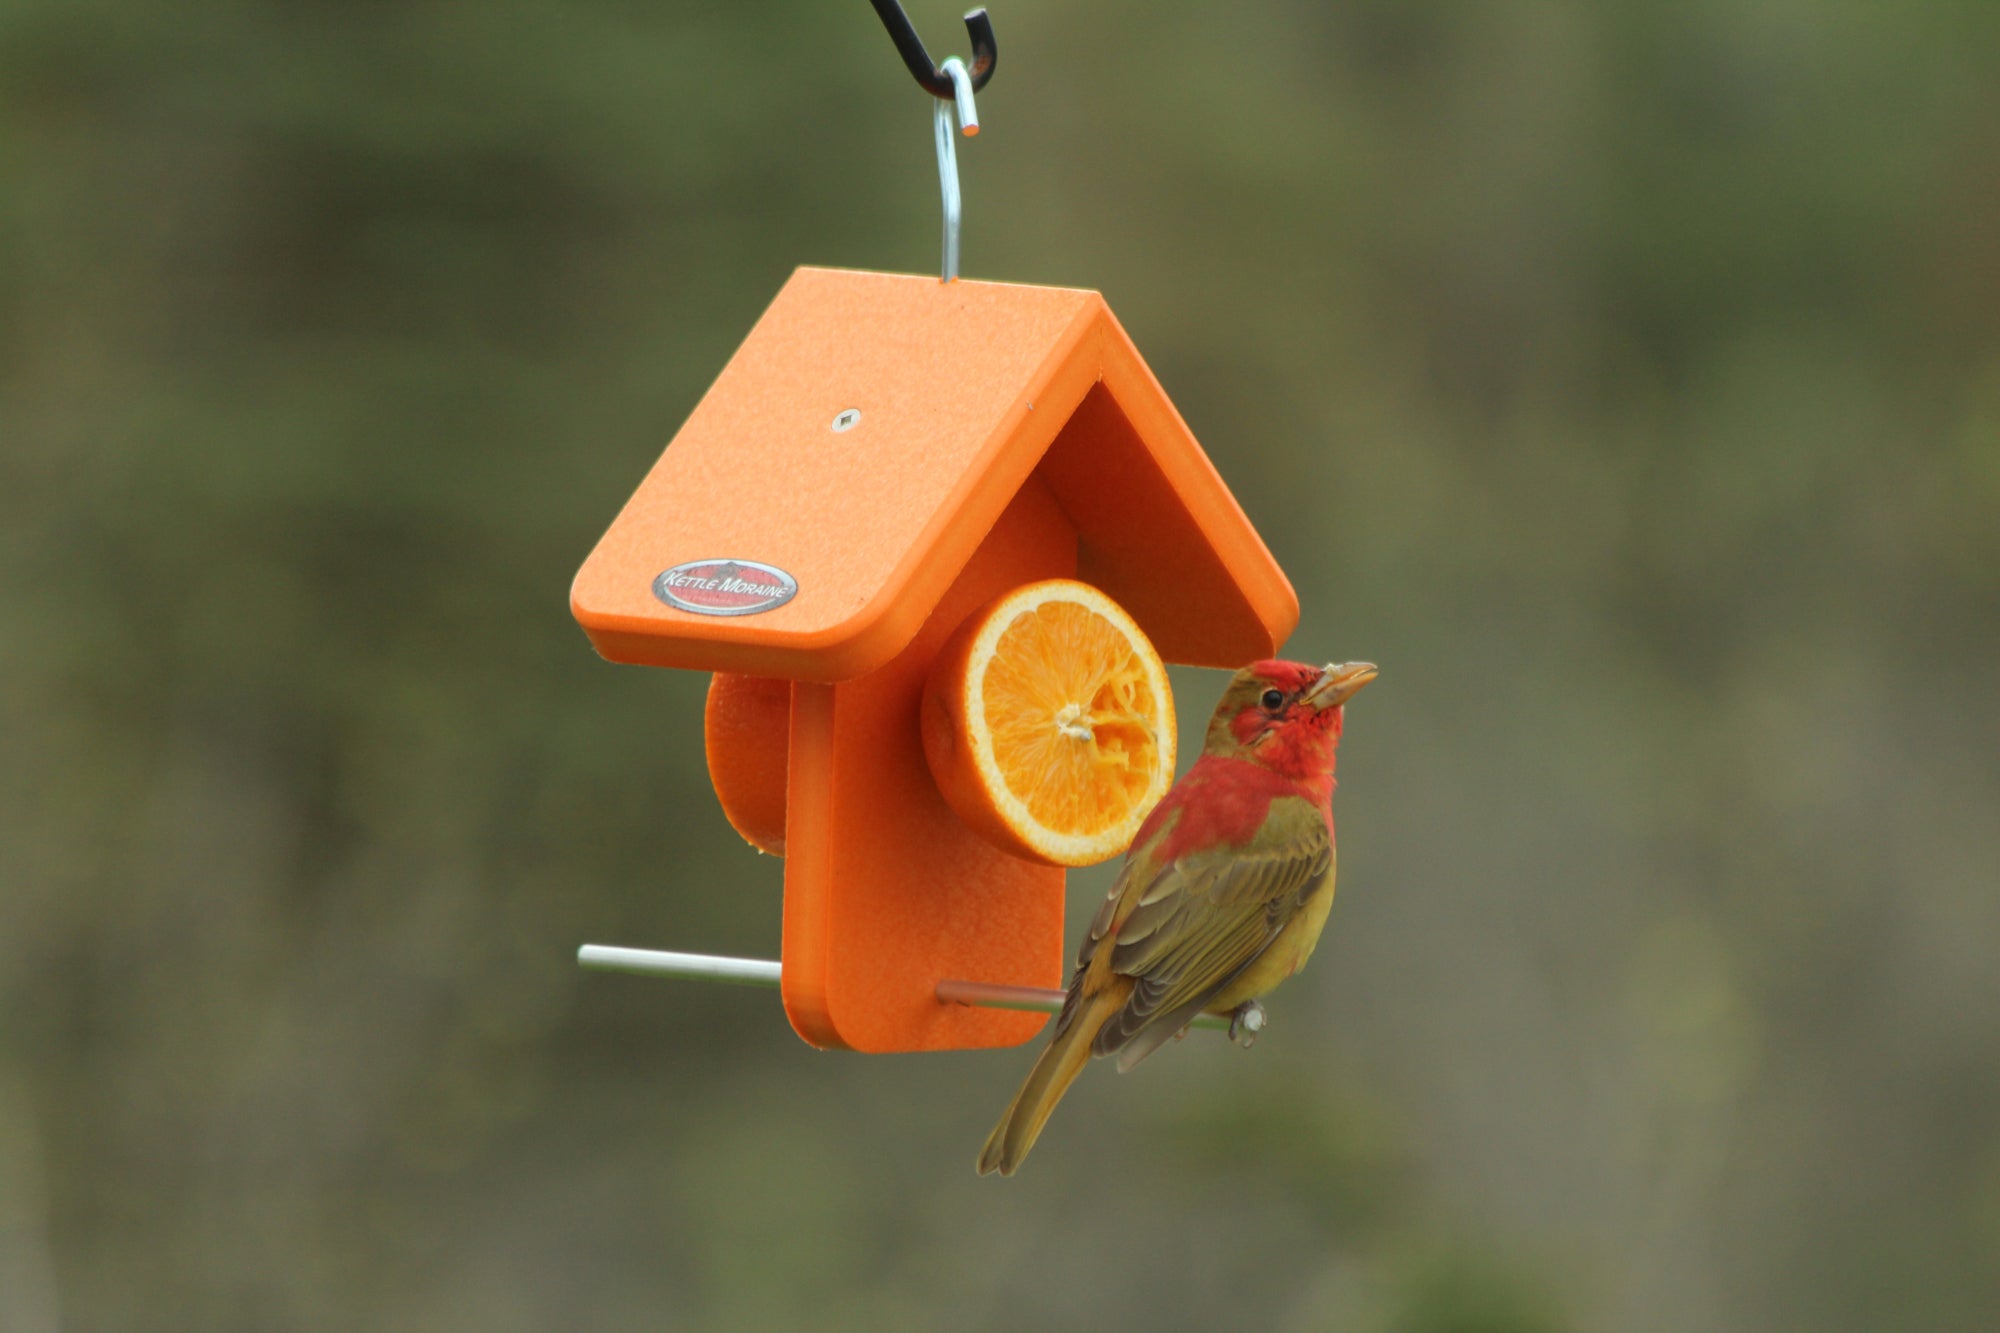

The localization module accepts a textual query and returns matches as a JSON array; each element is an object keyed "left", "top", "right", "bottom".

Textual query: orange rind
[{"left": 704, "top": 672, "right": 791, "bottom": 856}]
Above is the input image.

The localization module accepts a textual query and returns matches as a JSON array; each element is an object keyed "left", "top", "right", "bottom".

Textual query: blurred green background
[{"left": 4, "top": 1, "right": 1999, "bottom": 1329}]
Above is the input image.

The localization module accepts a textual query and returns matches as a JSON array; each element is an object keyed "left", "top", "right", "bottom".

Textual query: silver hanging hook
[
  {"left": 934, "top": 56, "right": 979, "bottom": 282},
  {"left": 867, "top": 3, "right": 994, "bottom": 282}
]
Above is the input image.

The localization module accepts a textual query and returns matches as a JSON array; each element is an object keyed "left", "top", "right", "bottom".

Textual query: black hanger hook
[{"left": 870, "top": 1, "right": 996, "bottom": 98}]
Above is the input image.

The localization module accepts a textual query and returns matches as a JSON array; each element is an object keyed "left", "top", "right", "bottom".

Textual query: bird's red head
[{"left": 1205, "top": 659, "right": 1378, "bottom": 781}]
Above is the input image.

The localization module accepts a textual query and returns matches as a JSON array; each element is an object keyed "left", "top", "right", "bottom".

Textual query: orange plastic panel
[
  {"left": 779, "top": 478, "right": 1076, "bottom": 1051},
  {"left": 1040, "top": 381, "right": 1291, "bottom": 668},
  {"left": 570, "top": 267, "right": 1297, "bottom": 682}
]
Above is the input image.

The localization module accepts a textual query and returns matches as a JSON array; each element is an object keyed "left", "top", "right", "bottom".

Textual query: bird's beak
[{"left": 1305, "top": 661, "right": 1377, "bottom": 709}]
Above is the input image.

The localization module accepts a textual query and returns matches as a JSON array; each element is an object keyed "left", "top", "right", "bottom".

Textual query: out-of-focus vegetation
[{"left": 3, "top": 2, "right": 1998, "bottom": 1329}]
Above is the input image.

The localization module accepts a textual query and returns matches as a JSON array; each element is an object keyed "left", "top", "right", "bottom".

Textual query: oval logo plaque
[{"left": 652, "top": 559, "right": 798, "bottom": 617}]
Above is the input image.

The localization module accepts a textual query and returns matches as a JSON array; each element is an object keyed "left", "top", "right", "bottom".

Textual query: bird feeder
[
  {"left": 572, "top": 266, "right": 1296, "bottom": 1052},
  {"left": 571, "top": 1, "right": 1299, "bottom": 1054}
]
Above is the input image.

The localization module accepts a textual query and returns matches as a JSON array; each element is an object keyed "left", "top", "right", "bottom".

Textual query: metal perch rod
[
  {"left": 578, "top": 945, "right": 781, "bottom": 987},
  {"left": 576, "top": 944, "right": 1232, "bottom": 1032}
]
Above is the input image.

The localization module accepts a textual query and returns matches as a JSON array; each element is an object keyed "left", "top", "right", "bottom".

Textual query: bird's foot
[{"left": 1227, "top": 1000, "right": 1265, "bottom": 1048}]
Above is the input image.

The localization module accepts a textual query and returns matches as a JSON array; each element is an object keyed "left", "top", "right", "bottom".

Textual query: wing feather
[{"left": 1083, "top": 809, "right": 1332, "bottom": 1064}]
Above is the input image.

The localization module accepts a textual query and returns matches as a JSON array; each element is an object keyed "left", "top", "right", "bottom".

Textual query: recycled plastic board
[{"left": 571, "top": 266, "right": 1298, "bottom": 682}]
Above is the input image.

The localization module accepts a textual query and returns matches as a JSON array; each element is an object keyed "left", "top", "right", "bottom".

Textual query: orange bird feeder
[
  {"left": 572, "top": 267, "right": 1296, "bottom": 1052},
  {"left": 571, "top": 3, "right": 1295, "bottom": 1054}
]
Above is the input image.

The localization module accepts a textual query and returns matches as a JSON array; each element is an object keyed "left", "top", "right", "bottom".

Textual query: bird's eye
[{"left": 1260, "top": 688, "right": 1285, "bottom": 711}]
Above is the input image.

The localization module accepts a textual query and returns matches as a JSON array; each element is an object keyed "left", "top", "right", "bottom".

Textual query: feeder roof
[{"left": 571, "top": 267, "right": 1297, "bottom": 681}]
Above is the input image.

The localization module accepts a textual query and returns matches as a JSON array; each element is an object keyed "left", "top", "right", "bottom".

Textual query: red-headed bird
[{"left": 978, "top": 658, "right": 1377, "bottom": 1176}]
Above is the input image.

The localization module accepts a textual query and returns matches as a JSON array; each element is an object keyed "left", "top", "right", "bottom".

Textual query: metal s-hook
[
  {"left": 933, "top": 58, "right": 976, "bottom": 282},
  {"left": 871, "top": 3, "right": 994, "bottom": 282},
  {"left": 870, "top": 1, "right": 997, "bottom": 98}
]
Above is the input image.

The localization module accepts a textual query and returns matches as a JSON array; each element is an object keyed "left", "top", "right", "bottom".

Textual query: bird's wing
[{"left": 1068, "top": 804, "right": 1332, "bottom": 1069}]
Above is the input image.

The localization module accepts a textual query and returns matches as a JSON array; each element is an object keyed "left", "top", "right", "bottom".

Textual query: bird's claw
[{"left": 1227, "top": 1000, "right": 1265, "bottom": 1048}]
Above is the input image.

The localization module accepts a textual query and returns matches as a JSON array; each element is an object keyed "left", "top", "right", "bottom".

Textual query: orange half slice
[
  {"left": 922, "top": 580, "right": 1175, "bottom": 867},
  {"left": 705, "top": 672, "right": 790, "bottom": 856}
]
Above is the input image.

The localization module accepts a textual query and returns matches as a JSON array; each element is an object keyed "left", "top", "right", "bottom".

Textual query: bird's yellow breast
[{"left": 1204, "top": 846, "right": 1337, "bottom": 1014}]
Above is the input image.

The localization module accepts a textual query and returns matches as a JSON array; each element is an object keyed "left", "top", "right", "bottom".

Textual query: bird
[{"left": 977, "top": 658, "right": 1377, "bottom": 1176}]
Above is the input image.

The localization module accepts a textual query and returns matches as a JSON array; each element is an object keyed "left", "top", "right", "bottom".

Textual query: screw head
[{"left": 830, "top": 408, "right": 861, "bottom": 433}]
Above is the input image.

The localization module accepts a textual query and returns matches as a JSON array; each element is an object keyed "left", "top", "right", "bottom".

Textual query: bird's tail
[{"left": 977, "top": 989, "right": 1120, "bottom": 1176}]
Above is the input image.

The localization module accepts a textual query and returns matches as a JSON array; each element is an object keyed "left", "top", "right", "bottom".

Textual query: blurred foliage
[{"left": 3, "top": 0, "right": 1999, "bottom": 1329}]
